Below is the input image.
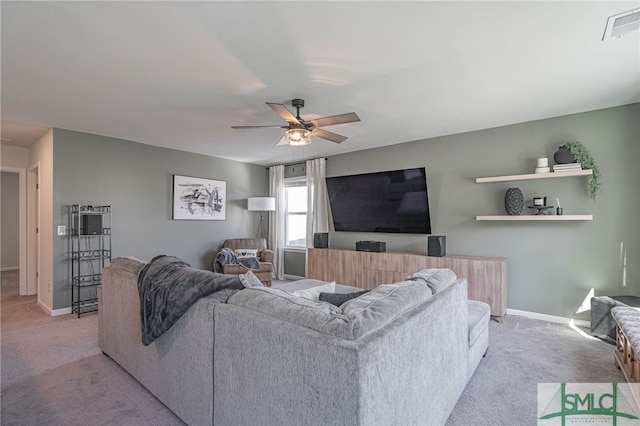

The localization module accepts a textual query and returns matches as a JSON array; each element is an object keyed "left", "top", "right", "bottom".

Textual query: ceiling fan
[{"left": 232, "top": 98, "right": 360, "bottom": 146}]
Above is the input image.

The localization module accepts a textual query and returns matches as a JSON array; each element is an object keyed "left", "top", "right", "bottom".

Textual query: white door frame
[
  {"left": 28, "top": 162, "right": 41, "bottom": 297},
  {"left": 1, "top": 166, "right": 27, "bottom": 294}
]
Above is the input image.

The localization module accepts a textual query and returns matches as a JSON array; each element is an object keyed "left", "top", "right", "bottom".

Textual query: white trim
[
  {"left": 284, "top": 247, "right": 307, "bottom": 254},
  {"left": 37, "top": 300, "right": 51, "bottom": 315},
  {"left": 0, "top": 266, "right": 19, "bottom": 271},
  {"left": 28, "top": 162, "right": 41, "bottom": 301},
  {"left": 1, "top": 166, "right": 27, "bottom": 295},
  {"left": 51, "top": 307, "right": 73, "bottom": 316},
  {"left": 507, "top": 308, "right": 590, "bottom": 328},
  {"left": 283, "top": 274, "right": 305, "bottom": 281},
  {"left": 37, "top": 300, "right": 72, "bottom": 316},
  {"left": 284, "top": 177, "right": 308, "bottom": 250}
]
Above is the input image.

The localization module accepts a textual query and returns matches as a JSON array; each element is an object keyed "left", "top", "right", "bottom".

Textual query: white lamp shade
[{"left": 247, "top": 197, "right": 276, "bottom": 212}]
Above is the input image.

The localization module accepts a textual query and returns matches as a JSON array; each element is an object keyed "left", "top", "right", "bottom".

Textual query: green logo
[{"left": 539, "top": 383, "right": 640, "bottom": 425}]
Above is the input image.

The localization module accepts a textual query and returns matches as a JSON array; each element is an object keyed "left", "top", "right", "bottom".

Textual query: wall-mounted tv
[{"left": 325, "top": 167, "right": 432, "bottom": 234}]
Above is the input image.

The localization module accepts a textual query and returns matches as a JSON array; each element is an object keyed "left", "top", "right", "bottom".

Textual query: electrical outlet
[
  {"left": 57, "top": 225, "right": 66, "bottom": 235},
  {"left": 48, "top": 282, "right": 52, "bottom": 293}
]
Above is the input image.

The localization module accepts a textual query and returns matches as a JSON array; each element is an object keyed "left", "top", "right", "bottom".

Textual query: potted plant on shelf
[{"left": 554, "top": 140, "right": 601, "bottom": 201}]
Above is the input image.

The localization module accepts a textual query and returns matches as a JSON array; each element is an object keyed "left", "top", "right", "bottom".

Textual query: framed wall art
[{"left": 172, "top": 174, "right": 226, "bottom": 220}]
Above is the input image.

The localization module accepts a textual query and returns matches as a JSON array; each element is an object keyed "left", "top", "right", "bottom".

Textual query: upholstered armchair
[{"left": 218, "top": 238, "right": 273, "bottom": 286}]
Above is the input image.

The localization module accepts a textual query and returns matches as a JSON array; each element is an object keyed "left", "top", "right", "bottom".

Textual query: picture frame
[{"left": 172, "top": 174, "right": 226, "bottom": 220}]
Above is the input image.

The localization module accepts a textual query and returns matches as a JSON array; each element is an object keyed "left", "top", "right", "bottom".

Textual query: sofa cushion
[
  {"left": 227, "top": 287, "right": 350, "bottom": 337},
  {"left": 319, "top": 290, "right": 369, "bottom": 307},
  {"left": 228, "top": 280, "right": 435, "bottom": 341},
  {"left": 409, "top": 269, "right": 457, "bottom": 294},
  {"left": 274, "top": 279, "right": 361, "bottom": 294},
  {"left": 293, "top": 281, "right": 335, "bottom": 301},
  {"left": 341, "top": 281, "right": 433, "bottom": 338}
]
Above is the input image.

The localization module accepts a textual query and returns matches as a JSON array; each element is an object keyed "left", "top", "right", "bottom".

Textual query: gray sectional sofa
[{"left": 98, "top": 257, "right": 490, "bottom": 426}]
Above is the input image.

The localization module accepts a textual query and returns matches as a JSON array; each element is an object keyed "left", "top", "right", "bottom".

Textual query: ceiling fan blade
[
  {"left": 309, "top": 112, "right": 360, "bottom": 128},
  {"left": 231, "top": 125, "right": 288, "bottom": 129},
  {"left": 311, "top": 128, "right": 348, "bottom": 144},
  {"left": 266, "top": 102, "right": 300, "bottom": 125},
  {"left": 275, "top": 133, "right": 289, "bottom": 146}
]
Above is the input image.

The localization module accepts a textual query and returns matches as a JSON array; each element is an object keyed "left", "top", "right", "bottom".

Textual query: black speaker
[
  {"left": 313, "top": 232, "right": 329, "bottom": 248},
  {"left": 82, "top": 214, "right": 102, "bottom": 235},
  {"left": 355, "top": 240, "right": 386, "bottom": 252},
  {"left": 428, "top": 236, "right": 446, "bottom": 257}
]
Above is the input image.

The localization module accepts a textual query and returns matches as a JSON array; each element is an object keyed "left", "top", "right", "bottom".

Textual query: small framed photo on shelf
[{"left": 172, "top": 174, "right": 226, "bottom": 220}]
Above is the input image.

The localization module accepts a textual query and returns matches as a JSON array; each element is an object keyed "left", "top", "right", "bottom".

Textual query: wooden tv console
[{"left": 307, "top": 248, "right": 507, "bottom": 322}]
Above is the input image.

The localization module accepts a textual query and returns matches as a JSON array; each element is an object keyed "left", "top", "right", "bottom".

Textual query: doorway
[{"left": 0, "top": 167, "right": 27, "bottom": 295}]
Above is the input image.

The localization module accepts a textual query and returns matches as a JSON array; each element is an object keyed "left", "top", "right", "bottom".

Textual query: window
[{"left": 284, "top": 178, "right": 307, "bottom": 248}]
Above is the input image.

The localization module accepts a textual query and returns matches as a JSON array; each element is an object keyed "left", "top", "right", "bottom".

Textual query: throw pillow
[
  {"left": 293, "top": 281, "right": 336, "bottom": 301},
  {"left": 235, "top": 249, "right": 258, "bottom": 259},
  {"left": 239, "top": 270, "right": 264, "bottom": 288},
  {"left": 319, "top": 290, "right": 370, "bottom": 307}
]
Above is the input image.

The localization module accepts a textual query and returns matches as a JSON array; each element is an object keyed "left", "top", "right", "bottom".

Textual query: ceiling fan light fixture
[
  {"left": 286, "top": 128, "right": 311, "bottom": 146},
  {"left": 233, "top": 99, "right": 358, "bottom": 146}
]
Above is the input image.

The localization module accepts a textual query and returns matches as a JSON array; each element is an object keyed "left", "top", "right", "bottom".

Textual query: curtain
[
  {"left": 268, "top": 165, "right": 285, "bottom": 280},
  {"left": 306, "top": 158, "right": 330, "bottom": 250}
]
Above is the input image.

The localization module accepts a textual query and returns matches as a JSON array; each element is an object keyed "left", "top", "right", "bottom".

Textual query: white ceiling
[{"left": 2, "top": 1, "right": 639, "bottom": 166}]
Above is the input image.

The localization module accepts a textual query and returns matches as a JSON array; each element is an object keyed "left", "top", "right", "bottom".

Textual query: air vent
[{"left": 603, "top": 8, "right": 640, "bottom": 40}]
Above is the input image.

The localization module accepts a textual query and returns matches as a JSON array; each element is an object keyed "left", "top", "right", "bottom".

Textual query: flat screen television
[{"left": 325, "top": 167, "right": 432, "bottom": 234}]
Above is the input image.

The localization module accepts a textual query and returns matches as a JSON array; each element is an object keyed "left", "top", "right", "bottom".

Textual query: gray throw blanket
[
  {"left": 214, "top": 247, "right": 260, "bottom": 273},
  {"left": 138, "top": 254, "right": 244, "bottom": 345}
]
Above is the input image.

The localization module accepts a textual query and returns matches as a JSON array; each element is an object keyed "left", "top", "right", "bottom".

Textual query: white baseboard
[
  {"left": 1, "top": 266, "right": 19, "bottom": 272},
  {"left": 38, "top": 300, "right": 72, "bottom": 316},
  {"left": 507, "top": 308, "right": 590, "bottom": 328},
  {"left": 284, "top": 274, "right": 305, "bottom": 281},
  {"left": 37, "top": 300, "right": 52, "bottom": 315},
  {"left": 52, "top": 307, "right": 72, "bottom": 316}
]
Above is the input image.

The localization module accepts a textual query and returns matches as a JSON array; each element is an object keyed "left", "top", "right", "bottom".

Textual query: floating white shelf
[
  {"left": 475, "top": 215, "right": 593, "bottom": 221},
  {"left": 476, "top": 169, "right": 592, "bottom": 183}
]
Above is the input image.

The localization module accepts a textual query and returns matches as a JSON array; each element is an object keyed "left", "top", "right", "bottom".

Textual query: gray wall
[
  {"left": 1, "top": 172, "right": 20, "bottom": 269},
  {"left": 52, "top": 129, "right": 267, "bottom": 310},
  {"left": 325, "top": 104, "right": 639, "bottom": 320}
]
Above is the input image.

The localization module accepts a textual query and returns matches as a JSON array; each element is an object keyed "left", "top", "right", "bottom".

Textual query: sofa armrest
[
  {"left": 101, "top": 257, "right": 221, "bottom": 426},
  {"left": 260, "top": 249, "right": 274, "bottom": 263}
]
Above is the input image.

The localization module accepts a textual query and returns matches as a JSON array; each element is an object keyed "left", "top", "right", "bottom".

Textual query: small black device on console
[
  {"left": 313, "top": 233, "right": 329, "bottom": 248},
  {"left": 427, "top": 236, "right": 446, "bottom": 257},
  {"left": 355, "top": 240, "right": 386, "bottom": 252}
]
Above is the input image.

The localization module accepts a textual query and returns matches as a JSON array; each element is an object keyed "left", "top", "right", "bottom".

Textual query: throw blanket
[
  {"left": 138, "top": 255, "right": 244, "bottom": 345},
  {"left": 213, "top": 247, "right": 260, "bottom": 273}
]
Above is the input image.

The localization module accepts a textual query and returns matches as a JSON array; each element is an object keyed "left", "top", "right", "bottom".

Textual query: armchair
[{"left": 218, "top": 238, "right": 273, "bottom": 286}]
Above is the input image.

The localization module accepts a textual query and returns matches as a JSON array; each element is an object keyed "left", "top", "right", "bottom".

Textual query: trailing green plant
[{"left": 564, "top": 140, "right": 601, "bottom": 201}]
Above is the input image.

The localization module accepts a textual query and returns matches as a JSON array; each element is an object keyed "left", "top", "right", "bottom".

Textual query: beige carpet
[
  {"left": 1, "top": 270, "right": 626, "bottom": 425},
  {"left": 0, "top": 270, "right": 184, "bottom": 426}
]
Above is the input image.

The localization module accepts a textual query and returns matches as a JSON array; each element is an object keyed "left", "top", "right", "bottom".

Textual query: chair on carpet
[{"left": 217, "top": 238, "right": 273, "bottom": 286}]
